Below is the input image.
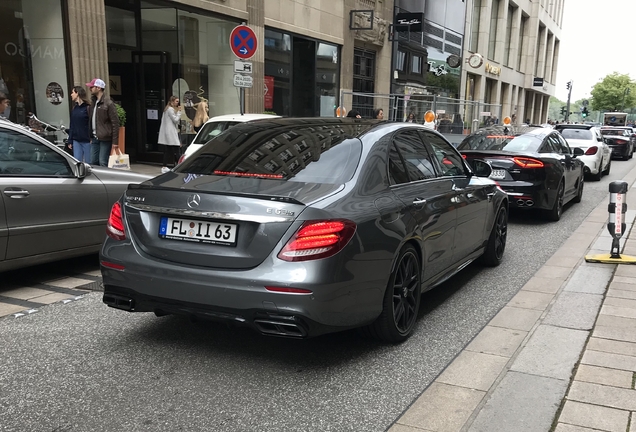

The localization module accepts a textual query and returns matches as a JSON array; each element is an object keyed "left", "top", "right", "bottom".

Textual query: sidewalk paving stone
[
  {"left": 603, "top": 296, "right": 636, "bottom": 310},
  {"left": 436, "top": 351, "right": 508, "bottom": 391},
  {"left": 607, "top": 289, "right": 636, "bottom": 300},
  {"left": 0, "top": 287, "right": 54, "bottom": 300},
  {"left": 563, "top": 264, "right": 614, "bottom": 295},
  {"left": 593, "top": 325, "right": 636, "bottom": 344},
  {"left": 567, "top": 380, "right": 636, "bottom": 411},
  {"left": 533, "top": 265, "right": 573, "bottom": 280},
  {"left": 389, "top": 424, "right": 435, "bottom": 432},
  {"left": 608, "top": 277, "right": 636, "bottom": 290},
  {"left": 43, "top": 277, "right": 94, "bottom": 289},
  {"left": 543, "top": 292, "right": 603, "bottom": 330},
  {"left": 510, "top": 325, "right": 588, "bottom": 380},
  {"left": 520, "top": 276, "right": 566, "bottom": 294},
  {"left": 488, "top": 306, "right": 543, "bottom": 332},
  {"left": 574, "top": 364, "right": 634, "bottom": 388},
  {"left": 631, "top": 413, "right": 636, "bottom": 432},
  {"left": 581, "top": 349, "right": 636, "bottom": 371},
  {"left": 554, "top": 424, "right": 608, "bottom": 432},
  {"left": 615, "top": 265, "right": 636, "bottom": 278},
  {"left": 394, "top": 383, "right": 484, "bottom": 432},
  {"left": 508, "top": 291, "right": 554, "bottom": 310},
  {"left": 30, "top": 292, "right": 75, "bottom": 305},
  {"left": 465, "top": 326, "right": 527, "bottom": 358},
  {"left": 558, "top": 400, "right": 629, "bottom": 432},
  {"left": 545, "top": 255, "right": 582, "bottom": 268},
  {"left": 0, "top": 303, "right": 27, "bottom": 316},
  {"left": 587, "top": 337, "right": 636, "bottom": 357},
  {"left": 596, "top": 314, "right": 636, "bottom": 330},
  {"left": 467, "top": 371, "right": 567, "bottom": 432}
]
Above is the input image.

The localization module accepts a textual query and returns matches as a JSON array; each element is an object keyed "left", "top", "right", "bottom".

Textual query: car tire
[
  {"left": 592, "top": 158, "right": 603, "bottom": 181},
  {"left": 573, "top": 177, "right": 584, "bottom": 203},
  {"left": 603, "top": 158, "right": 611, "bottom": 175},
  {"left": 367, "top": 245, "right": 421, "bottom": 343},
  {"left": 479, "top": 204, "right": 508, "bottom": 267},
  {"left": 545, "top": 181, "right": 565, "bottom": 221}
]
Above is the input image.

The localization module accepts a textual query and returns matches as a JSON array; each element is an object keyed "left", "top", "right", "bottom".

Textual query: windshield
[
  {"left": 457, "top": 133, "right": 542, "bottom": 152},
  {"left": 600, "top": 129, "right": 628, "bottom": 136},
  {"left": 193, "top": 121, "right": 240, "bottom": 144},
  {"left": 560, "top": 129, "right": 593, "bottom": 140},
  {"left": 177, "top": 124, "right": 365, "bottom": 184}
]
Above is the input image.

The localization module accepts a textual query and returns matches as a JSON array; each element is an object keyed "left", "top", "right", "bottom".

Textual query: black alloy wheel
[
  {"left": 592, "top": 158, "right": 603, "bottom": 181},
  {"left": 546, "top": 181, "right": 565, "bottom": 221},
  {"left": 369, "top": 245, "right": 421, "bottom": 343},
  {"left": 479, "top": 205, "right": 508, "bottom": 266},
  {"left": 603, "top": 158, "right": 611, "bottom": 175}
]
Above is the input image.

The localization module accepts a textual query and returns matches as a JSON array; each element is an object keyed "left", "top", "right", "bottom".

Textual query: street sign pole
[{"left": 240, "top": 88, "right": 244, "bottom": 115}]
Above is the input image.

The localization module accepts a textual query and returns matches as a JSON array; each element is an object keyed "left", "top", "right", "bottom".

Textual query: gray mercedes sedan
[
  {"left": 0, "top": 120, "right": 151, "bottom": 273},
  {"left": 101, "top": 118, "right": 508, "bottom": 342}
]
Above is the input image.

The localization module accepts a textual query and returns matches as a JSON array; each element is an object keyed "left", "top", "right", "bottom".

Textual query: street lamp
[{"left": 622, "top": 87, "right": 631, "bottom": 111}]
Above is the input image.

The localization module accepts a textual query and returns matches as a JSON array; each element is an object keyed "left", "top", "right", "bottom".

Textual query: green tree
[
  {"left": 590, "top": 72, "right": 636, "bottom": 112},
  {"left": 548, "top": 96, "right": 566, "bottom": 121}
]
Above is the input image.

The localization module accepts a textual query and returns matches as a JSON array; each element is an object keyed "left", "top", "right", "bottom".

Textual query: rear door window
[
  {"left": 391, "top": 130, "right": 437, "bottom": 182},
  {"left": 421, "top": 131, "right": 466, "bottom": 177}
]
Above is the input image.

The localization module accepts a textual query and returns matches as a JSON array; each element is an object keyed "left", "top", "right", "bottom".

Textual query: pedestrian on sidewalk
[
  {"left": 86, "top": 78, "right": 119, "bottom": 166},
  {"left": 192, "top": 99, "right": 209, "bottom": 133},
  {"left": 158, "top": 95, "right": 182, "bottom": 173},
  {"left": 373, "top": 108, "right": 384, "bottom": 119},
  {"left": 0, "top": 92, "right": 11, "bottom": 122},
  {"left": 68, "top": 86, "right": 92, "bottom": 162}
]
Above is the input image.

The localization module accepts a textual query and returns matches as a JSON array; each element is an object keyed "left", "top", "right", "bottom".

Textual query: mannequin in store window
[{"left": 192, "top": 99, "right": 209, "bottom": 133}]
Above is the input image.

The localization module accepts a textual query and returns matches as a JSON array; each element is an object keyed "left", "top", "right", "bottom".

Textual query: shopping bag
[{"left": 108, "top": 148, "right": 131, "bottom": 170}]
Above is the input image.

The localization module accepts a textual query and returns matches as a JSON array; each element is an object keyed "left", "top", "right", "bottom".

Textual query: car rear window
[
  {"left": 193, "top": 122, "right": 241, "bottom": 144},
  {"left": 600, "top": 129, "right": 628, "bottom": 136},
  {"left": 560, "top": 129, "right": 593, "bottom": 140},
  {"left": 176, "top": 124, "right": 364, "bottom": 184},
  {"left": 457, "top": 133, "right": 542, "bottom": 152}
]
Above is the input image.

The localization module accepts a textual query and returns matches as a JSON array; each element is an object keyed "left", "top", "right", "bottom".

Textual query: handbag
[{"left": 108, "top": 148, "right": 131, "bottom": 170}]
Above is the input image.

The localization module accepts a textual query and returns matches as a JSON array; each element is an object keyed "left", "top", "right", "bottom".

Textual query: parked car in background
[
  {"left": 0, "top": 120, "right": 152, "bottom": 273},
  {"left": 554, "top": 124, "right": 611, "bottom": 180},
  {"left": 100, "top": 118, "right": 508, "bottom": 342},
  {"left": 600, "top": 127, "right": 634, "bottom": 160},
  {"left": 457, "top": 126, "right": 585, "bottom": 221},
  {"left": 178, "top": 113, "right": 281, "bottom": 164}
]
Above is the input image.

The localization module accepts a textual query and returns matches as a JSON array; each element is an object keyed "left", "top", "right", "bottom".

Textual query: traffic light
[
  {"left": 582, "top": 107, "right": 588, "bottom": 118},
  {"left": 560, "top": 106, "right": 566, "bottom": 115},
  {"left": 566, "top": 81, "right": 572, "bottom": 90}
]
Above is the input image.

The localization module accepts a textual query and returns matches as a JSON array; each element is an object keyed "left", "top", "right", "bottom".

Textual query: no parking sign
[{"left": 229, "top": 25, "right": 258, "bottom": 60}]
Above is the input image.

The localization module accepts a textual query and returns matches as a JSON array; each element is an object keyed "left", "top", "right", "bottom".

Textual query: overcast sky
[{"left": 554, "top": 0, "right": 636, "bottom": 102}]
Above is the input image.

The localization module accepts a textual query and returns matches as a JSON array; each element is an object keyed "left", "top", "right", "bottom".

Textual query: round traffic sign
[{"left": 229, "top": 25, "right": 258, "bottom": 60}]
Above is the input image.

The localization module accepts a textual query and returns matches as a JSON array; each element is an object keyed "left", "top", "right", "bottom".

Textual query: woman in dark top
[{"left": 68, "top": 86, "right": 91, "bottom": 162}]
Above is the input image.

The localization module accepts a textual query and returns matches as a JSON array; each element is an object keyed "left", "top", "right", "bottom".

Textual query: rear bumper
[
  {"left": 100, "top": 242, "right": 389, "bottom": 338},
  {"left": 609, "top": 144, "right": 630, "bottom": 158},
  {"left": 497, "top": 181, "right": 552, "bottom": 210}
]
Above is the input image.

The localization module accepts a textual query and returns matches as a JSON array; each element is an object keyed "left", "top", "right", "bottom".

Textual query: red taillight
[
  {"left": 584, "top": 146, "right": 598, "bottom": 155},
  {"left": 101, "top": 261, "right": 125, "bottom": 271},
  {"left": 615, "top": 139, "right": 628, "bottom": 145},
  {"left": 512, "top": 157, "right": 544, "bottom": 168},
  {"left": 106, "top": 202, "right": 126, "bottom": 241},
  {"left": 462, "top": 154, "right": 467, "bottom": 159},
  {"left": 265, "top": 286, "right": 313, "bottom": 294},
  {"left": 278, "top": 220, "right": 356, "bottom": 262}
]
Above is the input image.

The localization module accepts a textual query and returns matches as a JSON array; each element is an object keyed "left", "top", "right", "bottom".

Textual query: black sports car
[
  {"left": 599, "top": 127, "right": 634, "bottom": 160},
  {"left": 457, "top": 126, "right": 585, "bottom": 221}
]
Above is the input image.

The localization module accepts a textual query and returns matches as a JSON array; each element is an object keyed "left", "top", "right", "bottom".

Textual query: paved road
[{"left": 1, "top": 157, "right": 634, "bottom": 432}]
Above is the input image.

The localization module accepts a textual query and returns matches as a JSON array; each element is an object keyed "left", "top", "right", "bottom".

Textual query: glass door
[{"left": 132, "top": 51, "right": 171, "bottom": 161}]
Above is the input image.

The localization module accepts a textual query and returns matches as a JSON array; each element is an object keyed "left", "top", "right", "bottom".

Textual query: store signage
[
  {"left": 485, "top": 63, "right": 501, "bottom": 76},
  {"left": 233, "top": 74, "right": 253, "bottom": 88},
  {"left": 533, "top": 77, "right": 544, "bottom": 86},
  {"left": 428, "top": 61, "right": 449, "bottom": 77},
  {"left": 234, "top": 60, "right": 253, "bottom": 74},
  {"left": 229, "top": 25, "right": 258, "bottom": 60},
  {"left": 394, "top": 13, "right": 424, "bottom": 32},
  {"left": 264, "top": 76, "right": 274, "bottom": 110}
]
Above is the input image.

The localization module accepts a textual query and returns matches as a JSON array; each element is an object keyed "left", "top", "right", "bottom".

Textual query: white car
[
  {"left": 178, "top": 113, "right": 281, "bottom": 164},
  {"left": 556, "top": 125, "right": 611, "bottom": 181}
]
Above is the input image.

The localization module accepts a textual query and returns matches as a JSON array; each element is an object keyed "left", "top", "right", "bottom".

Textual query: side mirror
[
  {"left": 572, "top": 147, "right": 584, "bottom": 157},
  {"left": 472, "top": 159, "right": 493, "bottom": 178},
  {"left": 76, "top": 162, "right": 92, "bottom": 179}
]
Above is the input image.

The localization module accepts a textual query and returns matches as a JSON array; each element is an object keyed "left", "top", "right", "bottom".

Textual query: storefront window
[
  {"left": 316, "top": 43, "right": 339, "bottom": 117},
  {"left": 264, "top": 30, "right": 291, "bottom": 117},
  {"left": 0, "top": 0, "right": 69, "bottom": 128}
]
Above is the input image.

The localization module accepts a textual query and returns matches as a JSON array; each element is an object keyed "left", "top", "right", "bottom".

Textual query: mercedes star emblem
[{"left": 187, "top": 194, "right": 201, "bottom": 208}]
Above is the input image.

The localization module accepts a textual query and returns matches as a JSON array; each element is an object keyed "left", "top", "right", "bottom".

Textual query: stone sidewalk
[{"left": 390, "top": 170, "right": 636, "bottom": 431}]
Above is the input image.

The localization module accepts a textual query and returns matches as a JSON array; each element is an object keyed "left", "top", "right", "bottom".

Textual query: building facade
[
  {"left": 461, "top": 0, "right": 564, "bottom": 125},
  {"left": 0, "top": 0, "right": 394, "bottom": 163}
]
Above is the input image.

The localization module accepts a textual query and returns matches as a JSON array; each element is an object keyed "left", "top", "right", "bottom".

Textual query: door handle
[
  {"left": 3, "top": 189, "right": 30, "bottom": 198},
  {"left": 451, "top": 184, "right": 464, "bottom": 192},
  {"left": 413, "top": 198, "right": 427, "bottom": 205}
]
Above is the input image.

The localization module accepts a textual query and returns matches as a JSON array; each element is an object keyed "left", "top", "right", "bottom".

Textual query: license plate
[
  {"left": 490, "top": 169, "right": 506, "bottom": 179},
  {"left": 159, "top": 217, "right": 238, "bottom": 246}
]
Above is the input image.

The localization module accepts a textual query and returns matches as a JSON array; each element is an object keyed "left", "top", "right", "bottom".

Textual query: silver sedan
[{"left": 0, "top": 120, "right": 151, "bottom": 272}]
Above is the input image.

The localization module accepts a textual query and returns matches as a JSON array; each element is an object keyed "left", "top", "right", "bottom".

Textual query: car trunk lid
[
  {"left": 461, "top": 150, "right": 547, "bottom": 182},
  {"left": 122, "top": 175, "right": 343, "bottom": 269}
]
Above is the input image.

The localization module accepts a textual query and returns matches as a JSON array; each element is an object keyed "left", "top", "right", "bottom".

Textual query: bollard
[{"left": 608, "top": 181, "right": 628, "bottom": 259}]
